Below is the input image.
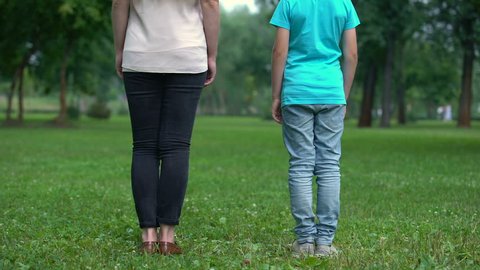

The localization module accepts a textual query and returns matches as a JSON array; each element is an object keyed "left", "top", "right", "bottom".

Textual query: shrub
[
  {"left": 87, "top": 101, "right": 111, "bottom": 119},
  {"left": 67, "top": 106, "right": 81, "bottom": 120}
]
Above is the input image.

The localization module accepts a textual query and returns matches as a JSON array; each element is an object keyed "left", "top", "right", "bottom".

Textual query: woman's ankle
[
  {"left": 142, "top": 227, "right": 158, "bottom": 242},
  {"left": 159, "top": 224, "right": 175, "bottom": 243}
]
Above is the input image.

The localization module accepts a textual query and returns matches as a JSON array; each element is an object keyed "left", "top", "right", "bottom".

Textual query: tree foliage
[
  {"left": 199, "top": 6, "right": 275, "bottom": 115},
  {"left": 427, "top": 0, "right": 480, "bottom": 127},
  {"left": 0, "top": 0, "right": 478, "bottom": 126},
  {"left": 0, "top": 0, "right": 112, "bottom": 124}
]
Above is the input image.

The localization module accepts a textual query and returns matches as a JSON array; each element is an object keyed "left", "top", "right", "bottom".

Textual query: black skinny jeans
[{"left": 123, "top": 72, "right": 206, "bottom": 228}]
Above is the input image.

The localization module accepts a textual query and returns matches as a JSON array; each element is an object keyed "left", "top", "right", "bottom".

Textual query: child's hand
[{"left": 272, "top": 99, "right": 283, "bottom": 124}]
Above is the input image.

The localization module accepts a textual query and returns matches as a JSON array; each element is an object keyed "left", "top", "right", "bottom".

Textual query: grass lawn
[{"left": 0, "top": 116, "right": 479, "bottom": 269}]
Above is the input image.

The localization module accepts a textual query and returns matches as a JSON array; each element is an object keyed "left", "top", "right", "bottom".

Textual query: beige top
[{"left": 122, "top": 0, "right": 208, "bottom": 73}]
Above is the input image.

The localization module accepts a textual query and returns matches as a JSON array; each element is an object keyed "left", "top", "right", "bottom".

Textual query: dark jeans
[{"left": 123, "top": 72, "right": 206, "bottom": 228}]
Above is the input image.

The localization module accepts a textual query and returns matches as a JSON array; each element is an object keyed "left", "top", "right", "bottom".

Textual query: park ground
[{"left": 0, "top": 116, "right": 479, "bottom": 269}]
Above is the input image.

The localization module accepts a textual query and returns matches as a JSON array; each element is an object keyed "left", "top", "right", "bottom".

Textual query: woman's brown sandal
[
  {"left": 139, "top": 241, "right": 159, "bottom": 254},
  {"left": 158, "top": 241, "right": 183, "bottom": 255}
]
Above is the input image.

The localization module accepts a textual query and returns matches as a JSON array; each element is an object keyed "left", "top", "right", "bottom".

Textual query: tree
[
  {"left": 50, "top": 0, "right": 111, "bottom": 124},
  {"left": 199, "top": 6, "right": 274, "bottom": 115},
  {"left": 375, "top": 1, "right": 426, "bottom": 127},
  {"left": 355, "top": 0, "right": 426, "bottom": 127},
  {"left": 355, "top": 0, "right": 384, "bottom": 127},
  {"left": 255, "top": 0, "right": 278, "bottom": 11},
  {"left": 0, "top": 0, "right": 40, "bottom": 124},
  {"left": 403, "top": 42, "right": 459, "bottom": 119},
  {"left": 430, "top": 0, "right": 480, "bottom": 127},
  {"left": 1, "top": 0, "right": 111, "bottom": 125}
]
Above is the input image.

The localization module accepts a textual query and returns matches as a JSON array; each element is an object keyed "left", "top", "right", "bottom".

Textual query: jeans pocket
[
  {"left": 340, "top": 105, "right": 346, "bottom": 120},
  {"left": 325, "top": 105, "right": 346, "bottom": 128}
]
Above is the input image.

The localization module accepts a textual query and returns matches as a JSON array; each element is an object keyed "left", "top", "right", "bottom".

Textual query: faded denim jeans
[{"left": 282, "top": 104, "right": 345, "bottom": 245}]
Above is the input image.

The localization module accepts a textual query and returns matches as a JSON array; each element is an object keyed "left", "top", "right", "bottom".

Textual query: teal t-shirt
[{"left": 270, "top": 0, "right": 360, "bottom": 106}]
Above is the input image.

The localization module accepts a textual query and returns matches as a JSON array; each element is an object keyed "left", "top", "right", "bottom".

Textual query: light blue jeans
[{"left": 282, "top": 104, "right": 345, "bottom": 245}]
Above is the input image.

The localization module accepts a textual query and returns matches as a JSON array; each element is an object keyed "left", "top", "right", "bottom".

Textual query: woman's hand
[
  {"left": 204, "top": 57, "right": 217, "bottom": 86},
  {"left": 115, "top": 52, "right": 123, "bottom": 79},
  {"left": 272, "top": 98, "right": 283, "bottom": 124},
  {"left": 112, "top": 0, "right": 129, "bottom": 79}
]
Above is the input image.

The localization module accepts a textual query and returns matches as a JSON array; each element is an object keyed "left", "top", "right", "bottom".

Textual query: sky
[{"left": 221, "top": 0, "right": 258, "bottom": 13}]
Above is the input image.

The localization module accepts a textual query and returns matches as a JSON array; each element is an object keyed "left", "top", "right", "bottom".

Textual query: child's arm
[
  {"left": 112, "top": 0, "right": 130, "bottom": 79},
  {"left": 271, "top": 28, "right": 290, "bottom": 124},
  {"left": 341, "top": 28, "right": 358, "bottom": 100}
]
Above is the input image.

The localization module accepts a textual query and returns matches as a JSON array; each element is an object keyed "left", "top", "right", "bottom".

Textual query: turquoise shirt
[{"left": 270, "top": 0, "right": 360, "bottom": 106}]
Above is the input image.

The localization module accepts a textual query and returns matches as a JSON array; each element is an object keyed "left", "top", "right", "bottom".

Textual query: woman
[
  {"left": 112, "top": 0, "right": 220, "bottom": 255},
  {"left": 270, "top": 0, "right": 359, "bottom": 257}
]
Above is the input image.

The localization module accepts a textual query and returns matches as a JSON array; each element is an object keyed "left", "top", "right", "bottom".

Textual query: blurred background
[{"left": 0, "top": 0, "right": 479, "bottom": 128}]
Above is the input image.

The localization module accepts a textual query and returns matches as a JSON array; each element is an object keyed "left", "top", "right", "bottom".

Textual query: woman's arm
[
  {"left": 271, "top": 27, "right": 290, "bottom": 124},
  {"left": 112, "top": 0, "right": 130, "bottom": 79},
  {"left": 341, "top": 28, "right": 358, "bottom": 100},
  {"left": 201, "top": 0, "right": 220, "bottom": 86}
]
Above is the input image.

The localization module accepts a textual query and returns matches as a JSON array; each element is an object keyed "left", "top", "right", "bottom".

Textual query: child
[{"left": 270, "top": 0, "right": 360, "bottom": 257}]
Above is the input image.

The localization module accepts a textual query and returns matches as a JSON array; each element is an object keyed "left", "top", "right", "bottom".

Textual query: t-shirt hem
[
  {"left": 282, "top": 99, "right": 346, "bottom": 107},
  {"left": 122, "top": 47, "right": 207, "bottom": 74},
  {"left": 122, "top": 66, "right": 208, "bottom": 74}
]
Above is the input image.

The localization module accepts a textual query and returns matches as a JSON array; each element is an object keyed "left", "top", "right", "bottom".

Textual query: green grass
[{"left": 1, "top": 116, "right": 479, "bottom": 269}]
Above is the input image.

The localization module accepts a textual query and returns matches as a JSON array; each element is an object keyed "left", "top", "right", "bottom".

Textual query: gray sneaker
[
  {"left": 292, "top": 240, "right": 314, "bottom": 258},
  {"left": 315, "top": 245, "right": 339, "bottom": 257}
]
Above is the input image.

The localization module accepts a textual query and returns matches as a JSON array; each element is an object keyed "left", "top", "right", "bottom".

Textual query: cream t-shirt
[{"left": 122, "top": 0, "right": 208, "bottom": 73}]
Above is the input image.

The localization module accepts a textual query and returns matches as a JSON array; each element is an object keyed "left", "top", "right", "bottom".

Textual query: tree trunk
[
  {"left": 380, "top": 31, "right": 395, "bottom": 128},
  {"left": 217, "top": 88, "right": 227, "bottom": 115},
  {"left": 5, "top": 50, "right": 33, "bottom": 123},
  {"left": 17, "top": 66, "right": 25, "bottom": 122},
  {"left": 397, "top": 82, "right": 406, "bottom": 125},
  {"left": 6, "top": 73, "right": 18, "bottom": 122},
  {"left": 358, "top": 63, "right": 377, "bottom": 127},
  {"left": 457, "top": 18, "right": 475, "bottom": 128},
  {"left": 396, "top": 45, "right": 406, "bottom": 125},
  {"left": 426, "top": 101, "right": 436, "bottom": 119},
  {"left": 55, "top": 42, "right": 74, "bottom": 125}
]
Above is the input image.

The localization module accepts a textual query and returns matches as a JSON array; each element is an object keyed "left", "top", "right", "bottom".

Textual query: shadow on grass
[{"left": 2, "top": 118, "right": 78, "bottom": 129}]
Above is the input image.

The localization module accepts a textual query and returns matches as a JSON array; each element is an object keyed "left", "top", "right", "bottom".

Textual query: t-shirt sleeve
[
  {"left": 269, "top": 0, "right": 291, "bottom": 30},
  {"left": 345, "top": 0, "right": 360, "bottom": 30}
]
